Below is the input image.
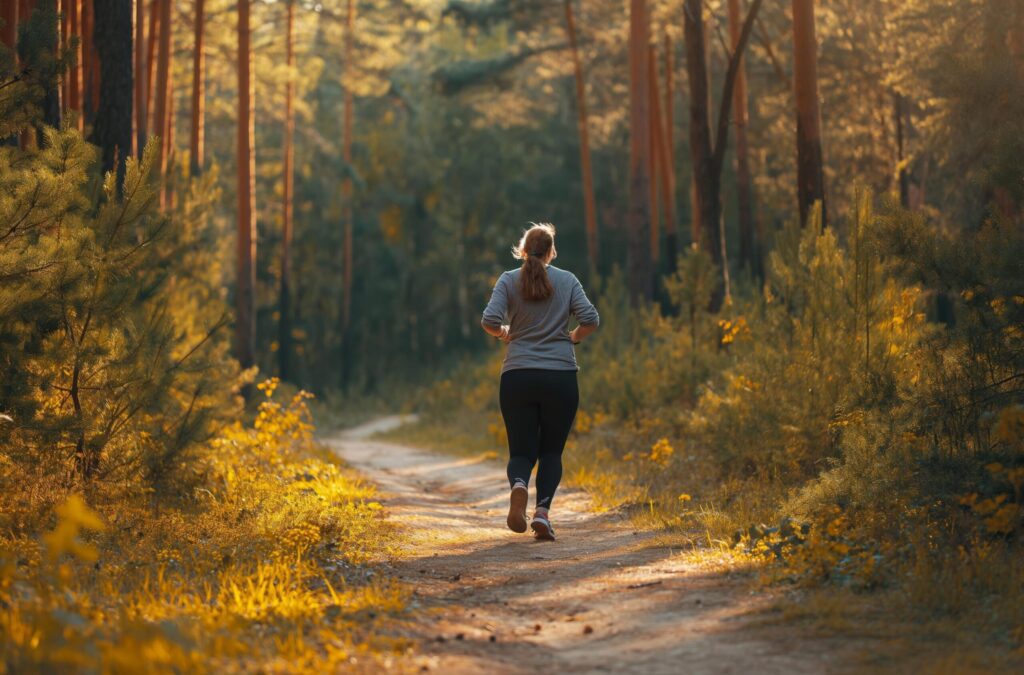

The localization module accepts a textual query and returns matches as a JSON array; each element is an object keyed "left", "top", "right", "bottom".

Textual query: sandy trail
[{"left": 325, "top": 417, "right": 880, "bottom": 674}]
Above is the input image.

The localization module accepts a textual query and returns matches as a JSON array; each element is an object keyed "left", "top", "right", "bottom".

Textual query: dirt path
[{"left": 326, "top": 417, "right": 886, "bottom": 674}]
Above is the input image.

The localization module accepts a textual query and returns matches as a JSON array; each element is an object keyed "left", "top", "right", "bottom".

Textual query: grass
[{"left": 0, "top": 381, "right": 412, "bottom": 673}]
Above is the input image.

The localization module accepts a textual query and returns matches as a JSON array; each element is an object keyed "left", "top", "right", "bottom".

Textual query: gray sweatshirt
[{"left": 481, "top": 265, "right": 600, "bottom": 373}]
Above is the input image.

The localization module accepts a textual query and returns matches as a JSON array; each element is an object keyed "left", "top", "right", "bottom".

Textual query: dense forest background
[
  {"left": 2, "top": 0, "right": 1024, "bottom": 670},
  {"left": 9, "top": 0, "right": 1021, "bottom": 395}
]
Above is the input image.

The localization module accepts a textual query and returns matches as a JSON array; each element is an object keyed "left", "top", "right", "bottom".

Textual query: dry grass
[{"left": 0, "top": 381, "right": 411, "bottom": 673}]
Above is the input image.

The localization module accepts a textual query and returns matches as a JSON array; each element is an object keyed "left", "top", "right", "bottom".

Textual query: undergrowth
[{"left": 0, "top": 380, "right": 409, "bottom": 673}]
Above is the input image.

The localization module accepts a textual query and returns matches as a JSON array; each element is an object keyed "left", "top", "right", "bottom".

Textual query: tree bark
[
  {"left": 340, "top": 0, "right": 354, "bottom": 387},
  {"left": 89, "top": 0, "right": 132, "bottom": 189},
  {"left": 649, "top": 44, "right": 675, "bottom": 270},
  {"left": 686, "top": 0, "right": 763, "bottom": 308},
  {"left": 133, "top": 0, "right": 146, "bottom": 156},
  {"left": 279, "top": 0, "right": 295, "bottom": 381},
  {"left": 236, "top": 0, "right": 256, "bottom": 370},
  {"left": 67, "top": 0, "right": 81, "bottom": 129},
  {"left": 791, "top": 0, "right": 826, "bottom": 228},
  {"left": 152, "top": 0, "right": 170, "bottom": 207},
  {"left": 663, "top": 33, "right": 678, "bottom": 272},
  {"left": 1, "top": 1, "right": 16, "bottom": 56},
  {"left": 189, "top": 0, "right": 204, "bottom": 175},
  {"left": 145, "top": 0, "right": 158, "bottom": 138},
  {"left": 627, "top": 0, "right": 653, "bottom": 303},
  {"left": 728, "top": 0, "right": 756, "bottom": 275},
  {"left": 562, "top": 0, "right": 598, "bottom": 278}
]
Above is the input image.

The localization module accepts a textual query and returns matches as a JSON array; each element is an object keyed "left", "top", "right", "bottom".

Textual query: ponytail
[{"left": 513, "top": 223, "right": 556, "bottom": 302}]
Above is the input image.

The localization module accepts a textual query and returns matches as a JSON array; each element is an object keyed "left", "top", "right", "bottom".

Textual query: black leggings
[{"left": 499, "top": 369, "right": 579, "bottom": 510}]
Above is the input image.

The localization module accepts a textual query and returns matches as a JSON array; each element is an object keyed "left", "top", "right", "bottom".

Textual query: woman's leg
[
  {"left": 499, "top": 370, "right": 540, "bottom": 488},
  {"left": 535, "top": 371, "right": 579, "bottom": 510}
]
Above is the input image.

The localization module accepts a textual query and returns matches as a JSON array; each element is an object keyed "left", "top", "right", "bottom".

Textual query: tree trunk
[
  {"left": 627, "top": 0, "right": 653, "bottom": 303},
  {"left": 236, "top": 0, "right": 256, "bottom": 370},
  {"left": 279, "top": 0, "right": 295, "bottom": 381},
  {"left": 684, "top": 0, "right": 721, "bottom": 275},
  {"left": 686, "top": 0, "right": 763, "bottom": 308},
  {"left": 89, "top": 0, "right": 132, "bottom": 189},
  {"left": 152, "top": 0, "right": 170, "bottom": 207},
  {"left": 340, "top": 0, "right": 354, "bottom": 387},
  {"left": 67, "top": 0, "right": 82, "bottom": 129},
  {"left": 649, "top": 43, "right": 675, "bottom": 270},
  {"left": 133, "top": 0, "right": 146, "bottom": 156},
  {"left": 791, "top": 0, "right": 826, "bottom": 228},
  {"left": 82, "top": 0, "right": 97, "bottom": 124},
  {"left": 647, "top": 45, "right": 659, "bottom": 270},
  {"left": 189, "top": 0, "right": 204, "bottom": 175},
  {"left": 562, "top": 0, "right": 598, "bottom": 278},
  {"left": 728, "top": 0, "right": 756, "bottom": 275},
  {"left": 663, "top": 33, "right": 679, "bottom": 272},
  {"left": 60, "top": 0, "right": 68, "bottom": 111},
  {"left": 145, "top": 0, "right": 158, "bottom": 140}
]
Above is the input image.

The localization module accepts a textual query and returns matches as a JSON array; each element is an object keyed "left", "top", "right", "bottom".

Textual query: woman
[{"left": 480, "top": 223, "right": 600, "bottom": 541}]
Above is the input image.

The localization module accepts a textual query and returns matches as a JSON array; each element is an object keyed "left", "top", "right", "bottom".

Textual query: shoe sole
[
  {"left": 531, "top": 518, "right": 555, "bottom": 541},
  {"left": 507, "top": 486, "right": 528, "bottom": 533}
]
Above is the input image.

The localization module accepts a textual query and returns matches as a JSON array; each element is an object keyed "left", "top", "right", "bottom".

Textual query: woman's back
[{"left": 481, "top": 264, "right": 599, "bottom": 373}]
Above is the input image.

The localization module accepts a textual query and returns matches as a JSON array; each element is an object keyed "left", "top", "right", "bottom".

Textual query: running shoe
[
  {"left": 531, "top": 513, "right": 555, "bottom": 541},
  {"left": 506, "top": 480, "right": 528, "bottom": 533}
]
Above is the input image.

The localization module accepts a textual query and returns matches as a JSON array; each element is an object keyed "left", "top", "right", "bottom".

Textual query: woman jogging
[{"left": 480, "top": 223, "right": 600, "bottom": 541}]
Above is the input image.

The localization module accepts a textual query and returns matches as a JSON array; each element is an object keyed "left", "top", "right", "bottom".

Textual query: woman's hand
[
  {"left": 499, "top": 325, "right": 511, "bottom": 343},
  {"left": 570, "top": 324, "right": 597, "bottom": 345}
]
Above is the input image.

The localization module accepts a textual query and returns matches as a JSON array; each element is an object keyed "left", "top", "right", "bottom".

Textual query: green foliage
[{"left": 0, "top": 126, "right": 240, "bottom": 488}]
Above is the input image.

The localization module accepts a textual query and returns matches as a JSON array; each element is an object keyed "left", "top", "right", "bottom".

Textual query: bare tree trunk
[
  {"left": 686, "top": 0, "right": 763, "bottom": 308},
  {"left": 792, "top": 0, "right": 826, "bottom": 228},
  {"left": 189, "top": 0, "right": 204, "bottom": 175},
  {"left": 133, "top": 0, "right": 145, "bottom": 156},
  {"left": 152, "top": 0, "right": 171, "bottom": 207},
  {"left": 60, "top": 0, "right": 68, "bottom": 112},
  {"left": 279, "top": 0, "right": 295, "bottom": 381},
  {"left": 663, "top": 33, "right": 679, "bottom": 272},
  {"left": 235, "top": 0, "right": 256, "bottom": 370},
  {"left": 145, "top": 0, "right": 158, "bottom": 133},
  {"left": 90, "top": 0, "right": 132, "bottom": 190},
  {"left": 563, "top": 0, "right": 598, "bottom": 277},
  {"left": 647, "top": 44, "right": 659, "bottom": 269},
  {"left": 728, "top": 0, "right": 756, "bottom": 275},
  {"left": 627, "top": 0, "right": 653, "bottom": 303},
  {"left": 67, "top": 0, "right": 82, "bottom": 129},
  {"left": 340, "top": 0, "right": 355, "bottom": 387},
  {"left": 1, "top": 2, "right": 16, "bottom": 65},
  {"left": 649, "top": 43, "right": 675, "bottom": 271}
]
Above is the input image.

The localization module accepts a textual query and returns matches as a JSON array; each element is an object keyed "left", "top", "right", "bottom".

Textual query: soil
[{"left": 325, "top": 417, "right": 930, "bottom": 674}]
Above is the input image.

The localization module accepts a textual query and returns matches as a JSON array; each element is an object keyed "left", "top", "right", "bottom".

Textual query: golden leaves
[{"left": 41, "top": 495, "right": 106, "bottom": 563}]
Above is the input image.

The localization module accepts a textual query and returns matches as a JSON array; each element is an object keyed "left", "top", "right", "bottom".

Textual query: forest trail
[{"left": 327, "top": 418, "right": 890, "bottom": 674}]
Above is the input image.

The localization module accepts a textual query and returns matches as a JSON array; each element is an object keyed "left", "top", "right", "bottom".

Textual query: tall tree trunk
[
  {"left": 649, "top": 44, "right": 675, "bottom": 270},
  {"left": 236, "top": 0, "right": 256, "bottom": 370},
  {"left": 279, "top": 0, "right": 295, "bottom": 381},
  {"left": 152, "top": 0, "right": 170, "bottom": 207},
  {"left": 686, "top": 0, "right": 763, "bottom": 308},
  {"left": 90, "top": 0, "right": 132, "bottom": 189},
  {"left": 145, "top": 0, "right": 158, "bottom": 136},
  {"left": 728, "top": 0, "right": 756, "bottom": 275},
  {"left": 60, "top": 0, "right": 68, "bottom": 111},
  {"left": 67, "top": 0, "right": 81, "bottom": 129},
  {"left": 82, "top": 0, "right": 97, "bottom": 124},
  {"left": 340, "top": 0, "right": 354, "bottom": 387},
  {"left": 189, "top": 0, "right": 204, "bottom": 175},
  {"left": 1, "top": 2, "right": 16, "bottom": 66},
  {"left": 791, "top": 0, "right": 826, "bottom": 228},
  {"left": 164, "top": 69, "right": 174, "bottom": 205},
  {"left": 647, "top": 45, "right": 659, "bottom": 270},
  {"left": 133, "top": 0, "right": 146, "bottom": 156},
  {"left": 37, "top": 0, "right": 61, "bottom": 128},
  {"left": 627, "top": 0, "right": 653, "bottom": 303},
  {"left": 562, "top": 0, "right": 598, "bottom": 278},
  {"left": 663, "top": 33, "right": 679, "bottom": 272},
  {"left": 684, "top": 0, "right": 720, "bottom": 280}
]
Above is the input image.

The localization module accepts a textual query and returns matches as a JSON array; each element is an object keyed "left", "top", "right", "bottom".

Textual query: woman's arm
[
  {"left": 481, "top": 273, "right": 511, "bottom": 341},
  {"left": 570, "top": 323, "right": 597, "bottom": 344}
]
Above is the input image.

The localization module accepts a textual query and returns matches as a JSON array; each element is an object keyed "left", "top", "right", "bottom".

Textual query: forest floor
[{"left": 323, "top": 417, "right": 982, "bottom": 675}]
